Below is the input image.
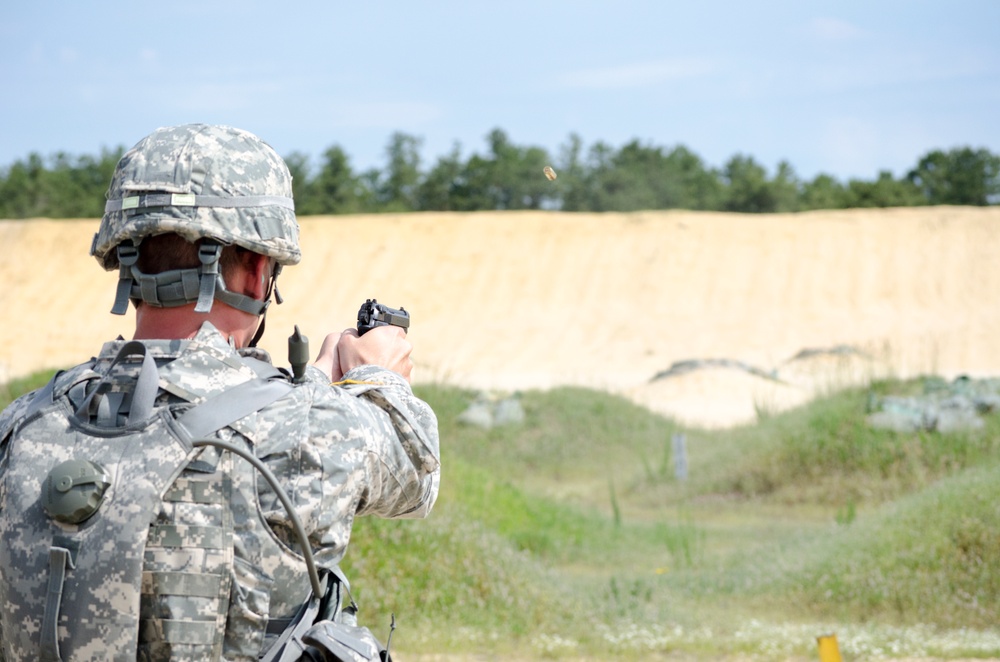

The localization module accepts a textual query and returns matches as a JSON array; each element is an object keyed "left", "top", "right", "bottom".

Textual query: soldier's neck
[{"left": 133, "top": 303, "right": 258, "bottom": 348}]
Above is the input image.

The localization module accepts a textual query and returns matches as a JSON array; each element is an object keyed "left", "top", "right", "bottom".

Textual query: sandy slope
[{"left": 2, "top": 206, "right": 998, "bottom": 428}]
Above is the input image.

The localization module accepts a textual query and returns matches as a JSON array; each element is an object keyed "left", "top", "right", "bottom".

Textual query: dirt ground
[{"left": 2, "top": 206, "right": 998, "bottom": 428}]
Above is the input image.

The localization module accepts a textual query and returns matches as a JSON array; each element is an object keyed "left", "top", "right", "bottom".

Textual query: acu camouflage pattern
[
  {"left": 91, "top": 124, "right": 302, "bottom": 271},
  {"left": 0, "top": 323, "right": 441, "bottom": 661},
  {"left": 0, "top": 377, "right": 197, "bottom": 661}
]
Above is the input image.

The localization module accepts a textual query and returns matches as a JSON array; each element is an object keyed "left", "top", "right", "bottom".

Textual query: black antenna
[
  {"left": 380, "top": 613, "right": 396, "bottom": 662},
  {"left": 288, "top": 325, "right": 309, "bottom": 383}
]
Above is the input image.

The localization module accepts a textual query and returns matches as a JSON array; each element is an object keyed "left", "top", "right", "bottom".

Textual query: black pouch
[
  {"left": 261, "top": 571, "right": 388, "bottom": 662},
  {"left": 301, "top": 620, "right": 385, "bottom": 662}
]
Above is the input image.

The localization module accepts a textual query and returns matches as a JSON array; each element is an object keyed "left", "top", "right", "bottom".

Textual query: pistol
[{"left": 357, "top": 299, "right": 410, "bottom": 335}]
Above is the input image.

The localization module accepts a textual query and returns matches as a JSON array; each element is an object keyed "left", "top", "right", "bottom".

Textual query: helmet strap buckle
[
  {"left": 111, "top": 242, "right": 139, "bottom": 315},
  {"left": 194, "top": 241, "right": 223, "bottom": 313}
]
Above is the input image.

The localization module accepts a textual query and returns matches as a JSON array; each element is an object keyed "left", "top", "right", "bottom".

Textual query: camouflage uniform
[
  {"left": 0, "top": 125, "right": 440, "bottom": 661},
  {"left": 0, "top": 322, "right": 439, "bottom": 660}
]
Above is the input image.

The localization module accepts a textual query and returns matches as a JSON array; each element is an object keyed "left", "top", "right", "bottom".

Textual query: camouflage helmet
[
  {"left": 91, "top": 124, "right": 300, "bottom": 318},
  {"left": 92, "top": 123, "right": 301, "bottom": 270}
]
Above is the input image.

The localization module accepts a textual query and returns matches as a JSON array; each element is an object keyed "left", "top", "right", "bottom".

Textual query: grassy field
[
  {"left": 3, "top": 372, "right": 999, "bottom": 659},
  {"left": 346, "top": 381, "right": 1000, "bottom": 660}
]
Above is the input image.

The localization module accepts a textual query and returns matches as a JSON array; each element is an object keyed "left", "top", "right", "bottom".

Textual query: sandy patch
[{"left": 2, "top": 207, "right": 998, "bottom": 427}]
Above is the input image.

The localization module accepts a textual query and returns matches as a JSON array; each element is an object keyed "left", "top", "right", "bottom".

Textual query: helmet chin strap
[
  {"left": 248, "top": 266, "right": 282, "bottom": 348},
  {"left": 111, "top": 242, "right": 284, "bottom": 346}
]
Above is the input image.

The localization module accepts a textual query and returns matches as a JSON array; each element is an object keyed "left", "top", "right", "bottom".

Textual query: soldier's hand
[
  {"left": 333, "top": 325, "right": 413, "bottom": 382},
  {"left": 313, "top": 332, "right": 343, "bottom": 382}
]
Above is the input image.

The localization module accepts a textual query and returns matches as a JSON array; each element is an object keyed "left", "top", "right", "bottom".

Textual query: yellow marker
[
  {"left": 543, "top": 166, "right": 557, "bottom": 181},
  {"left": 816, "top": 633, "right": 843, "bottom": 662}
]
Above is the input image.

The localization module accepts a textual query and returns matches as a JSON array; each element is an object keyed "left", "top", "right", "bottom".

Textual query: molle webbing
[
  {"left": 0, "top": 410, "right": 197, "bottom": 662},
  {"left": 136, "top": 372, "right": 298, "bottom": 661},
  {"left": 139, "top": 458, "right": 233, "bottom": 660},
  {"left": 0, "top": 345, "right": 298, "bottom": 661}
]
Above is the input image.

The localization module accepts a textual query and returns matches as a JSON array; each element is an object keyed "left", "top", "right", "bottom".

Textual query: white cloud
[
  {"left": 818, "top": 117, "right": 881, "bottom": 177},
  {"left": 166, "top": 81, "right": 287, "bottom": 112},
  {"left": 814, "top": 116, "right": 938, "bottom": 179},
  {"left": 27, "top": 43, "right": 45, "bottom": 65},
  {"left": 322, "top": 101, "right": 443, "bottom": 129},
  {"left": 804, "top": 48, "right": 992, "bottom": 97},
  {"left": 557, "top": 58, "right": 715, "bottom": 90},
  {"left": 57, "top": 47, "right": 79, "bottom": 64},
  {"left": 805, "top": 17, "right": 866, "bottom": 41}
]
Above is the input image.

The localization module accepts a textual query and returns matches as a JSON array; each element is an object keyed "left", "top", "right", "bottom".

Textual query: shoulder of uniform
[
  {"left": 0, "top": 361, "right": 102, "bottom": 441},
  {"left": 0, "top": 391, "right": 37, "bottom": 442}
]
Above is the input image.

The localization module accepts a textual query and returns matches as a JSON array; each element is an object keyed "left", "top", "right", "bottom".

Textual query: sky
[{"left": 1, "top": 1, "right": 998, "bottom": 183}]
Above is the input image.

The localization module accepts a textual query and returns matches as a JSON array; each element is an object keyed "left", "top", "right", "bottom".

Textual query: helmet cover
[{"left": 92, "top": 124, "right": 301, "bottom": 270}]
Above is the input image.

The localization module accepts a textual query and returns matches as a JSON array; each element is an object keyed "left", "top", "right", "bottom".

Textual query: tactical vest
[{"left": 0, "top": 341, "right": 379, "bottom": 661}]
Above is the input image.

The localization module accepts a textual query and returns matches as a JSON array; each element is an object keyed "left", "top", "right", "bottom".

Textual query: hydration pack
[{"left": 0, "top": 341, "right": 386, "bottom": 662}]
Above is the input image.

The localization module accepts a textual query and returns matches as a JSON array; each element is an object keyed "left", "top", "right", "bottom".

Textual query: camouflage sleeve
[
  {"left": 254, "top": 364, "right": 439, "bottom": 567},
  {"left": 337, "top": 364, "right": 441, "bottom": 520}
]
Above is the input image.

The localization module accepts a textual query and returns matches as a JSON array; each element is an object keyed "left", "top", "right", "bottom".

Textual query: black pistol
[{"left": 357, "top": 299, "right": 410, "bottom": 336}]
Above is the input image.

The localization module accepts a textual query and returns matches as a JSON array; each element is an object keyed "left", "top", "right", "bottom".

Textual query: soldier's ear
[{"left": 237, "top": 252, "right": 271, "bottom": 300}]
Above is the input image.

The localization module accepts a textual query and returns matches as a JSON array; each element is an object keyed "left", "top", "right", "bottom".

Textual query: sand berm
[{"left": 2, "top": 206, "right": 998, "bottom": 428}]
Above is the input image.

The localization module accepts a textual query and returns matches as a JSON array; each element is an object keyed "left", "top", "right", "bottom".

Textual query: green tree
[
  {"left": 770, "top": 161, "right": 801, "bottom": 213},
  {"left": 303, "top": 145, "right": 363, "bottom": 214},
  {"left": 723, "top": 154, "right": 776, "bottom": 213},
  {"left": 0, "top": 148, "right": 122, "bottom": 219},
  {"left": 451, "top": 129, "right": 553, "bottom": 211},
  {"left": 846, "top": 171, "right": 925, "bottom": 208},
  {"left": 283, "top": 151, "right": 313, "bottom": 211},
  {"left": 555, "top": 133, "right": 588, "bottom": 212},
  {"left": 908, "top": 147, "right": 1000, "bottom": 205},
  {"left": 5, "top": 133, "right": 995, "bottom": 218},
  {"left": 603, "top": 140, "right": 682, "bottom": 211},
  {"left": 575, "top": 140, "right": 722, "bottom": 212},
  {"left": 665, "top": 145, "right": 726, "bottom": 211},
  {"left": 416, "top": 143, "right": 465, "bottom": 211},
  {"left": 354, "top": 168, "right": 381, "bottom": 213},
  {"left": 378, "top": 132, "right": 422, "bottom": 212},
  {"left": 486, "top": 128, "right": 552, "bottom": 210},
  {"left": 48, "top": 152, "right": 90, "bottom": 217},
  {"left": 800, "top": 173, "right": 849, "bottom": 210},
  {"left": 574, "top": 140, "right": 618, "bottom": 211},
  {"left": 0, "top": 153, "right": 49, "bottom": 218}
]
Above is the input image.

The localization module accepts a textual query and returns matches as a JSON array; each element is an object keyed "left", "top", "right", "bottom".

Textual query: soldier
[{"left": 0, "top": 124, "right": 440, "bottom": 661}]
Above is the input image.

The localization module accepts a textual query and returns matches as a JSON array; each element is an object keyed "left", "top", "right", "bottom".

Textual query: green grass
[
  {"left": 787, "top": 461, "right": 1000, "bottom": 627},
  {"left": 3, "top": 372, "right": 999, "bottom": 658},
  {"left": 0, "top": 368, "right": 58, "bottom": 409},
  {"left": 685, "top": 379, "right": 1000, "bottom": 507}
]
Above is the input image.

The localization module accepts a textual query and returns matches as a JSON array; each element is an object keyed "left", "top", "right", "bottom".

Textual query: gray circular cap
[{"left": 42, "top": 459, "right": 112, "bottom": 525}]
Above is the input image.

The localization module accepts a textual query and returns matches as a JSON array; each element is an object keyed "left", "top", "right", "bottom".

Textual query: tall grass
[
  {"left": 790, "top": 461, "right": 1000, "bottom": 629},
  {"left": 701, "top": 378, "right": 1000, "bottom": 506},
  {"left": 396, "top": 382, "right": 999, "bottom": 651}
]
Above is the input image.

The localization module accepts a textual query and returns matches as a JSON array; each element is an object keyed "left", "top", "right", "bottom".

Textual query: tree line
[{"left": 1, "top": 129, "right": 997, "bottom": 219}]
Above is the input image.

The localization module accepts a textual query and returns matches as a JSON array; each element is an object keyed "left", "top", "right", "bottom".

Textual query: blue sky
[{"left": 1, "top": 1, "right": 997, "bottom": 182}]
